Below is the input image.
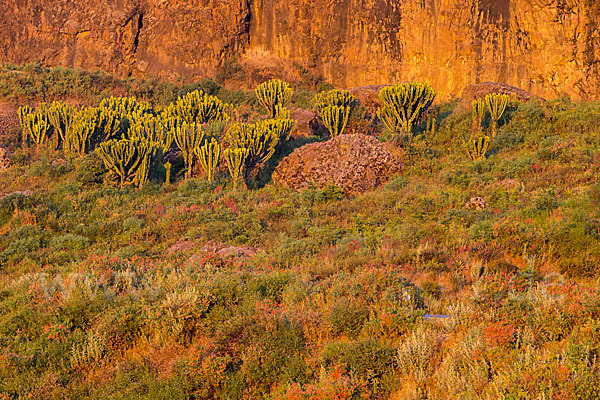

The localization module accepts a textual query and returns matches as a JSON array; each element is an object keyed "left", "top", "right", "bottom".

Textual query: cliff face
[{"left": 0, "top": 0, "right": 598, "bottom": 99}]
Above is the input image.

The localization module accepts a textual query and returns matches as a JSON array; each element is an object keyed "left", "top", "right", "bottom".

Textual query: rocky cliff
[{"left": 0, "top": 0, "right": 598, "bottom": 100}]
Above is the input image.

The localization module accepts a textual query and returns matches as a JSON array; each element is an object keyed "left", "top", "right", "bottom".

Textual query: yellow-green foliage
[
  {"left": 18, "top": 105, "right": 32, "bottom": 147},
  {"left": 195, "top": 138, "right": 221, "bottom": 182},
  {"left": 163, "top": 90, "right": 231, "bottom": 126},
  {"left": 426, "top": 112, "right": 436, "bottom": 136},
  {"left": 134, "top": 141, "right": 157, "bottom": 189},
  {"left": 224, "top": 147, "right": 248, "bottom": 190},
  {"left": 95, "top": 107, "right": 122, "bottom": 143},
  {"left": 96, "top": 138, "right": 157, "bottom": 188},
  {"left": 100, "top": 96, "right": 153, "bottom": 116},
  {"left": 472, "top": 98, "right": 486, "bottom": 135},
  {"left": 274, "top": 104, "right": 291, "bottom": 120},
  {"left": 312, "top": 89, "right": 355, "bottom": 138},
  {"left": 70, "top": 331, "right": 106, "bottom": 370},
  {"left": 127, "top": 114, "right": 172, "bottom": 154},
  {"left": 164, "top": 161, "right": 172, "bottom": 185},
  {"left": 97, "top": 96, "right": 152, "bottom": 140},
  {"left": 224, "top": 122, "right": 279, "bottom": 178},
  {"left": 64, "top": 108, "right": 100, "bottom": 158},
  {"left": 100, "top": 96, "right": 152, "bottom": 123},
  {"left": 377, "top": 82, "right": 436, "bottom": 138},
  {"left": 255, "top": 79, "right": 293, "bottom": 118},
  {"left": 173, "top": 122, "right": 204, "bottom": 179},
  {"left": 255, "top": 118, "right": 295, "bottom": 142},
  {"left": 47, "top": 101, "right": 76, "bottom": 149},
  {"left": 18, "top": 104, "right": 52, "bottom": 148},
  {"left": 322, "top": 105, "right": 351, "bottom": 138},
  {"left": 467, "top": 135, "right": 490, "bottom": 161},
  {"left": 312, "top": 89, "right": 355, "bottom": 113},
  {"left": 485, "top": 93, "right": 509, "bottom": 137}
]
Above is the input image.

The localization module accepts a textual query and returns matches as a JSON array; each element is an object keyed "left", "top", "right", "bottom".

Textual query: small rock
[
  {"left": 465, "top": 197, "right": 487, "bottom": 210},
  {"left": 167, "top": 240, "right": 196, "bottom": 254},
  {"left": 491, "top": 179, "right": 524, "bottom": 191},
  {"left": 0, "top": 190, "right": 32, "bottom": 200},
  {"left": 0, "top": 147, "right": 11, "bottom": 169},
  {"left": 216, "top": 246, "right": 258, "bottom": 258},
  {"left": 200, "top": 239, "right": 228, "bottom": 254},
  {"left": 201, "top": 239, "right": 258, "bottom": 259}
]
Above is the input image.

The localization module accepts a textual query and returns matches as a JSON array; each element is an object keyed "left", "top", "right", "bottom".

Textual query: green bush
[
  {"left": 421, "top": 280, "right": 442, "bottom": 299},
  {"left": 75, "top": 152, "right": 106, "bottom": 186},
  {"left": 50, "top": 234, "right": 90, "bottom": 251},
  {"left": 533, "top": 188, "right": 558, "bottom": 212},
  {"left": 252, "top": 272, "right": 291, "bottom": 303},
  {"left": 0, "top": 192, "right": 29, "bottom": 226},
  {"left": 320, "top": 184, "right": 345, "bottom": 201},
  {"left": 470, "top": 219, "right": 494, "bottom": 242},
  {"left": 328, "top": 300, "right": 370, "bottom": 337},
  {"left": 320, "top": 339, "right": 397, "bottom": 393}
]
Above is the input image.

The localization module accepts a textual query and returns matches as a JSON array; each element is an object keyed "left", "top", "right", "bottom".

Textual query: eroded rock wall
[{"left": 0, "top": 0, "right": 598, "bottom": 99}]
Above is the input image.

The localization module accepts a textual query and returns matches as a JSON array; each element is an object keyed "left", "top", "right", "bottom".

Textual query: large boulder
[{"left": 272, "top": 133, "right": 402, "bottom": 194}]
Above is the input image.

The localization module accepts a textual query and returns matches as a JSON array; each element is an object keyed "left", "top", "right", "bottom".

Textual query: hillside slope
[{"left": 0, "top": 69, "right": 599, "bottom": 398}]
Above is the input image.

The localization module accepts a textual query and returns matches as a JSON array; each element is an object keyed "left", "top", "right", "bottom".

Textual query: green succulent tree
[
  {"left": 224, "top": 122, "right": 279, "bottom": 185},
  {"left": 467, "top": 135, "right": 490, "bottom": 161},
  {"left": 163, "top": 90, "right": 231, "bottom": 127},
  {"left": 485, "top": 93, "right": 509, "bottom": 137},
  {"left": 322, "top": 105, "right": 351, "bottom": 138},
  {"left": 64, "top": 107, "right": 100, "bottom": 158},
  {"left": 128, "top": 114, "right": 172, "bottom": 154},
  {"left": 255, "top": 79, "right": 293, "bottom": 118},
  {"left": 18, "top": 104, "right": 52, "bottom": 149},
  {"left": 164, "top": 162, "right": 172, "bottom": 185},
  {"left": 426, "top": 112, "right": 436, "bottom": 137},
  {"left": 47, "top": 101, "right": 76, "bottom": 149},
  {"left": 18, "top": 106, "right": 32, "bottom": 148},
  {"left": 224, "top": 147, "right": 248, "bottom": 190},
  {"left": 472, "top": 98, "right": 486, "bottom": 135},
  {"left": 97, "top": 96, "right": 153, "bottom": 140},
  {"left": 377, "top": 82, "right": 436, "bottom": 139},
  {"left": 96, "top": 138, "right": 157, "bottom": 189},
  {"left": 312, "top": 89, "right": 356, "bottom": 138},
  {"left": 173, "top": 122, "right": 205, "bottom": 179},
  {"left": 95, "top": 107, "right": 123, "bottom": 143},
  {"left": 133, "top": 141, "right": 159, "bottom": 189},
  {"left": 100, "top": 96, "right": 153, "bottom": 117},
  {"left": 195, "top": 138, "right": 221, "bottom": 182},
  {"left": 312, "top": 89, "right": 355, "bottom": 112},
  {"left": 255, "top": 118, "right": 295, "bottom": 143},
  {"left": 274, "top": 104, "right": 291, "bottom": 120}
]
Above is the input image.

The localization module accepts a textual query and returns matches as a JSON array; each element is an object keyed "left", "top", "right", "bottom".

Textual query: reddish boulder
[
  {"left": 289, "top": 107, "right": 319, "bottom": 138},
  {"left": 272, "top": 133, "right": 402, "bottom": 195},
  {"left": 201, "top": 240, "right": 259, "bottom": 259}
]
